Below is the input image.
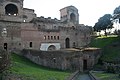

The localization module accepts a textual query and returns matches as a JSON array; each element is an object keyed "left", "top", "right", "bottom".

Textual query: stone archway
[
  {"left": 48, "top": 45, "right": 56, "bottom": 51},
  {"left": 70, "top": 13, "right": 76, "bottom": 22},
  {"left": 65, "top": 38, "right": 70, "bottom": 48},
  {"left": 5, "top": 4, "right": 18, "bottom": 15}
]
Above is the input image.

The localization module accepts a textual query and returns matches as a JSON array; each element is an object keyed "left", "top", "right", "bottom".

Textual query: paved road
[{"left": 76, "top": 74, "right": 91, "bottom": 80}]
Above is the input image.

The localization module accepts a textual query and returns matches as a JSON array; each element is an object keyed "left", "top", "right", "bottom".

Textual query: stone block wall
[{"left": 21, "top": 48, "right": 101, "bottom": 71}]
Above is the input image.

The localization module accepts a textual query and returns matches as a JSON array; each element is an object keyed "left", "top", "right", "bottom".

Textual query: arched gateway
[{"left": 65, "top": 38, "right": 70, "bottom": 48}]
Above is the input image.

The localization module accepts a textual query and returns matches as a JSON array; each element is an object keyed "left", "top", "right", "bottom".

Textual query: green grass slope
[
  {"left": 90, "top": 35, "right": 119, "bottom": 48},
  {"left": 10, "top": 53, "right": 71, "bottom": 80},
  {"left": 89, "top": 35, "right": 120, "bottom": 62}
]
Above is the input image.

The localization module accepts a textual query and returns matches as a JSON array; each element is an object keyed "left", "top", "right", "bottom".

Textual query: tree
[
  {"left": 94, "top": 14, "right": 113, "bottom": 36},
  {"left": 113, "top": 6, "right": 120, "bottom": 21},
  {"left": 113, "top": 6, "right": 120, "bottom": 15}
]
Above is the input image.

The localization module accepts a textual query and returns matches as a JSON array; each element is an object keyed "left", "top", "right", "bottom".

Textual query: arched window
[
  {"left": 48, "top": 45, "right": 56, "bottom": 51},
  {"left": 70, "top": 13, "right": 76, "bottom": 22},
  {"left": 5, "top": 4, "right": 18, "bottom": 16}
]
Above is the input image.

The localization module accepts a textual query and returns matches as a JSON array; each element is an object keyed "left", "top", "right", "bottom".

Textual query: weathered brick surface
[
  {"left": 0, "top": 0, "right": 93, "bottom": 51},
  {"left": 22, "top": 48, "right": 101, "bottom": 71}
]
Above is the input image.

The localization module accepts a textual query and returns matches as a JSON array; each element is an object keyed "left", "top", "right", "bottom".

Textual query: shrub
[{"left": 107, "top": 66, "right": 115, "bottom": 73}]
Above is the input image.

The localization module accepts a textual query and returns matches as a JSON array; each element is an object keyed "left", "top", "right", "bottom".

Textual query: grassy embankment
[
  {"left": 9, "top": 53, "right": 71, "bottom": 80},
  {"left": 90, "top": 35, "right": 120, "bottom": 80},
  {"left": 92, "top": 72, "right": 119, "bottom": 80},
  {"left": 90, "top": 35, "right": 120, "bottom": 62}
]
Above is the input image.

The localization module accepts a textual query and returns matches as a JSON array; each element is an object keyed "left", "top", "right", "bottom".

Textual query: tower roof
[{"left": 60, "top": 5, "right": 78, "bottom": 11}]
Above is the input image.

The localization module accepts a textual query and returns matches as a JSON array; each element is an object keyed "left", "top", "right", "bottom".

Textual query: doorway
[
  {"left": 65, "top": 38, "right": 70, "bottom": 48},
  {"left": 83, "top": 59, "right": 87, "bottom": 70}
]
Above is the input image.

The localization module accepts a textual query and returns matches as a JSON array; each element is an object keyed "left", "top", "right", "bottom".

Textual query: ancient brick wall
[{"left": 21, "top": 48, "right": 101, "bottom": 71}]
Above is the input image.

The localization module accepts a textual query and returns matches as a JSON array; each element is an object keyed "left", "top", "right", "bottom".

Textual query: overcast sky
[{"left": 24, "top": 0, "right": 120, "bottom": 26}]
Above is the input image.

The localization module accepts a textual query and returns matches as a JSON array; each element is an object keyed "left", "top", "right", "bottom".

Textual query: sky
[{"left": 24, "top": 0, "right": 120, "bottom": 26}]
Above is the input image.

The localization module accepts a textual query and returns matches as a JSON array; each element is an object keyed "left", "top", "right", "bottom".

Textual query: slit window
[
  {"left": 51, "top": 36, "right": 53, "bottom": 40},
  {"left": 30, "top": 42, "right": 32, "bottom": 47},
  {"left": 57, "top": 36, "right": 59, "bottom": 40},
  {"left": 48, "top": 36, "right": 50, "bottom": 40},
  {"left": 44, "top": 36, "right": 46, "bottom": 40},
  {"left": 54, "top": 36, "right": 56, "bottom": 40}
]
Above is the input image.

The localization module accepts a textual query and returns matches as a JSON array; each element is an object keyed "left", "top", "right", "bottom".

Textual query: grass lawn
[
  {"left": 101, "top": 46, "right": 120, "bottom": 62},
  {"left": 90, "top": 35, "right": 120, "bottom": 62},
  {"left": 90, "top": 35, "right": 119, "bottom": 48},
  {"left": 92, "top": 72, "right": 119, "bottom": 80},
  {"left": 9, "top": 53, "right": 71, "bottom": 80}
]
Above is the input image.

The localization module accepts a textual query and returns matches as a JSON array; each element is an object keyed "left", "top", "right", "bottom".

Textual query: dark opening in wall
[
  {"left": 30, "top": 42, "right": 32, "bottom": 48},
  {"left": 70, "top": 13, "right": 76, "bottom": 22},
  {"left": 54, "top": 36, "right": 56, "bottom": 40},
  {"left": 5, "top": 4, "right": 18, "bottom": 16},
  {"left": 57, "top": 36, "right": 59, "bottom": 40},
  {"left": 51, "top": 36, "right": 53, "bottom": 40},
  {"left": 65, "top": 38, "right": 70, "bottom": 48},
  {"left": 48, "top": 45, "right": 56, "bottom": 51},
  {"left": 4, "top": 43, "right": 7, "bottom": 51},
  {"left": 48, "top": 36, "right": 50, "bottom": 40}
]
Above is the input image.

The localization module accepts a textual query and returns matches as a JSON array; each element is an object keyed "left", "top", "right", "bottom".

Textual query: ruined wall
[
  {"left": 0, "top": 21, "right": 21, "bottom": 50},
  {"left": 83, "top": 48, "right": 102, "bottom": 70},
  {"left": 0, "top": 0, "right": 93, "bottom": 52},
  {"left": 22, "top": 49, "right": 83, "bottom": 71},
  {"left": 21, "top": 48, "right": 101, "bottom": 71}
]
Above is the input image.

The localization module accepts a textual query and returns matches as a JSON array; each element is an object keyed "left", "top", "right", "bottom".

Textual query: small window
[
  {"left": 51, "top": 36, "right": 53, "bottom": 40},
  {"left": 44, "top": 36, "right": 46, "bottom": 40},
  {"left": 54, "top": 36, "right": 56, "bottom": 40},
  {"left": 30, "top": 42, "right": 32, "bottom": 47},
  {"left": 48, "top": 36, "right": 50, "bottom": 40},
  {"left": 4, "top": 43, "right": 7, "bottom": 50},
  {"left": 53, "top": 58, "right": 56, "bottom": 63},
  {"left": 57, "top": 36, "right": 59, "bottom": 40},
  {"left": 19, "top": 43, "right": 21, "bottom": 45}
]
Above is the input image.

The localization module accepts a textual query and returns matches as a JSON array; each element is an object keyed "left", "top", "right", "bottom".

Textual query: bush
[{"left": 107, "top": 66, "right": 115, "bottom": 73}]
